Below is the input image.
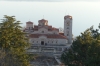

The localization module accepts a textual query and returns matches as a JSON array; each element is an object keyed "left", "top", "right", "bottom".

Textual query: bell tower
[{"left": 64, "top": 15, "right": 72, "bottom": 44}]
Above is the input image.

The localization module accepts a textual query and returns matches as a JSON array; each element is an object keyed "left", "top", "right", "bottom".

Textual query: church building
[{"left": 23, "top": 15, "right": 72, "bottom": 56}]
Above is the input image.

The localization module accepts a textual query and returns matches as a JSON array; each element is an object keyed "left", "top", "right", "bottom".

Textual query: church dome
[
  {"left": 26, "top": 21, "right": 33, "bottom": 24},
  {"left": 39, "top": 19, "right": 48, "bottom": 22},
  {"left": 38, "top": 19, "right": 48, "bottom": 26}
]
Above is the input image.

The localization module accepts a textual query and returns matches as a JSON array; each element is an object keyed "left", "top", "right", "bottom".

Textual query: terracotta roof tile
[
  {"left": 59, "top": 33, "right": 64, "bottom": 35},
  {"left": 48, "top": 26, "right": 52, "bottom": 28},
  {"left": 52, "top": 27, "right": 59, "bottom": 31},
  {"left": 33, "top": 26, "right": 38, "bottom": 31},
  {"left": 24, "top": 25, "right": 59, "bottom": 32},
  {"left": 29, "top": 34, "right": 67, "bottom": 39}
]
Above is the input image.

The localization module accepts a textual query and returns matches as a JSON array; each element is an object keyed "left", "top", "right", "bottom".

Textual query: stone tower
[{"left": 64, "top": 15, "right": 72, "bottom": 44}]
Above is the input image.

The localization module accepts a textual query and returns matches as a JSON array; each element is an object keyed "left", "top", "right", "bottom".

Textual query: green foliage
[
  {"left": 0, "top": 15, "right": 30, "bottom": 66},
  {"left": 61, "top": 25, "right": 100, "bottom": 66}
]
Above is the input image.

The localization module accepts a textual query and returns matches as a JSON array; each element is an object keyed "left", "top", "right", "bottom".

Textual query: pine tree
[{"left": 0, "top": 15, "right": 30, "bottom": 66}]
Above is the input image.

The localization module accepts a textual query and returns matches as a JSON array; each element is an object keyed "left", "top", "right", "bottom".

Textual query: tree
[
  {"left": 0, "top": 15, "right": 30, "bottom": 66},
  {"left": 0, "top": 49, "right": 6, "bottom": 66},
  {"left": 61, "top": 25, "right": 100, "bottom": 66}
]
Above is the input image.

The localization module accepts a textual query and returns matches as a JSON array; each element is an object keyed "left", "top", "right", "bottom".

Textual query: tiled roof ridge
[{"left": 29, "top": 34, "right": 67, "bottom": 39}]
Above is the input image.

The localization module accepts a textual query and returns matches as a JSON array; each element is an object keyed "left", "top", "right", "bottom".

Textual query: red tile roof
[
  {"left": 59, "top": 33, "right": 64, "bottom": 36},
  {"left": 33, "top": 25, "right": 38, "bottom": 31},
  {"left": 32, "top": 25, "right": 59, "bottom": 31},
  {"left": 48, "top": 26, "right": 52, "bottom": 31},
  {"left": 29, "top": 34, "right": 67, "bottom": 39},
  {"left": 48, "top": 26, "right": 52, "bottom": 28},
  {"left": 47, "top": 26, "right": 59, "bottom": 31},
  {"left": 52, "top": 27, "right": 59, "bottom": 31}
]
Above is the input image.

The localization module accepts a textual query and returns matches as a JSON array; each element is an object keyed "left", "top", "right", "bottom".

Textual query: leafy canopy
[
  {"left": 0, "top": 15, "right": 30, "bottom": 66},
  {"left": 61, "top": 25, "right": 100, "bottom": 66}
]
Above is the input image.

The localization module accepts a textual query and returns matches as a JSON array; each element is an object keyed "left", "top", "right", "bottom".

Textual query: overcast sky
[
  {"left": 0, "top": 0, "right": 100, "bottom": 36},
  {"left": 1, "top": 0, "right": 100, "bottom": 2}
]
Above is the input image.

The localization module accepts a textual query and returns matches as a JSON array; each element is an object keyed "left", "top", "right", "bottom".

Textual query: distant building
[{"left": 23, "top": 15, "right": 73, "bottom": 56}]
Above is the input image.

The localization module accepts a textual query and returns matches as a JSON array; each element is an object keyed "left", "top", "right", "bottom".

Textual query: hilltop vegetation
[
  {"left": 0, "top": 15, "right": 31, "bottom": 66},
  {"left": 61, "top": 25, "right": 100, "bottom": 66}
]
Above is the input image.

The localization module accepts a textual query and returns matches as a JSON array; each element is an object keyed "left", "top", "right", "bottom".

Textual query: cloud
[{"left": 1, "top": 0, "right": 100, "bottom": 2}]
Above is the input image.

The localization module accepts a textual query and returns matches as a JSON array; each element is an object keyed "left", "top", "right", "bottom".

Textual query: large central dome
[{"left": 38, "top": 19, "right": 48, "bottom": 26}]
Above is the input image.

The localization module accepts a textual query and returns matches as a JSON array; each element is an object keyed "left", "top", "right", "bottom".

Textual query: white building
[{"left": 24, "top": 15, "right": 73, "bottom": 56}]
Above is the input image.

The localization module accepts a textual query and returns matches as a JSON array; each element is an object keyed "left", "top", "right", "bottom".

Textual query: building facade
[{"left": 24, "top": 15, "right": 73, "bottom": 56}]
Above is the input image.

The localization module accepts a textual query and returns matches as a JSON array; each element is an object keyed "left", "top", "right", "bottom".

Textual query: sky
[{"left": 0, "top": 0, "right": 100, "bottom": 37}]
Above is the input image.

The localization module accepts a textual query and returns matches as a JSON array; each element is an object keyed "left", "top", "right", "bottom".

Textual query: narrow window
[
  {"left": 41, "top": 41, "right": 44, "bottom": 45},
  {"left": 42, "top": 31, "right": 44, "bottom": 33},
  {"left": 67, "top": 27, "right": 69, "bottom": 29},
  {"left": 67, "top": 22, "right": 69, "bottom": 26},
  {"left": 67, "top": 31, "right": 69, "bottom": 36},
  {"left": 56, "top": 41, "right": 57, "bottom": 43}
]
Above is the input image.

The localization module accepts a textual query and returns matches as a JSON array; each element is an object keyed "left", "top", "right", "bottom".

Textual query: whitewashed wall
[
  {"left": 38, "top": 28, "right": 48, "bottom": 34},
  {"left": 26, "top": 24, "right": 33, "bottom": 29},
  {"left": 32, "top": 27, "right": 59, "bottom": 34},
  {"left": 30, "top": 36, "right": 67, "bottom": 45}
]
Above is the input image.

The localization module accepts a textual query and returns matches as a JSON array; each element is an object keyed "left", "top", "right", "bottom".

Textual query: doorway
[{"left": 41, "top": 41, "right": 44, "bottom": 45}]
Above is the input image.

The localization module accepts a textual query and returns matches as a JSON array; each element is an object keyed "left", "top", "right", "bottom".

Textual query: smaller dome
[{"left": 26, "top": 21, "right": 33, "bottom": 24}]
